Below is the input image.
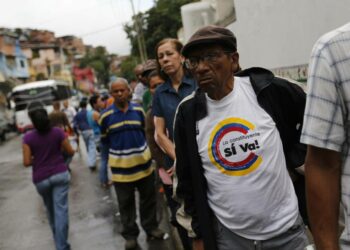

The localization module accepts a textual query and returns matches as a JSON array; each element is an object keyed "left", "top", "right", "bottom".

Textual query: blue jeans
[
  {"left": 81, "top": 129, "right": 96, "bottom": 168},
  {"left": 99, "top": 142, "right": 109, "bottom": 184},
  {"left": 35, "top": 171, "right": 71, "bottom": 250}
]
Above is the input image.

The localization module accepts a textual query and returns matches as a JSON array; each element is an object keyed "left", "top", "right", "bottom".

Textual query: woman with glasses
[
  {"left": 22, "top": 102, "right": 75, "bottom": 250},
  {"left": 153, "top": 38, "right": 197, "bottom": 250}
]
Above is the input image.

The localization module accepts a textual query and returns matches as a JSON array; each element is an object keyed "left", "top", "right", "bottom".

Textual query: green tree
[
  {"left": 124, "top": 0, "right": 197, "bottom": 60},
  {"left": 119, "top": 56, "right": 138, "bottom": 81},
  {"left": 80, "top": 46, "right": 112, "bottom": 87}
]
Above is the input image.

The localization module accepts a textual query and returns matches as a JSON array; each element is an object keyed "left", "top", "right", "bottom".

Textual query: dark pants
[
  {"left": 214, "top": 215, "right": 309, "bottom": 250},
  {"left": 114, "top": 173, "right": 158, "bottom": 240},
  {"left": 163, "top": 184, "right": 192, "bottom": 250}
]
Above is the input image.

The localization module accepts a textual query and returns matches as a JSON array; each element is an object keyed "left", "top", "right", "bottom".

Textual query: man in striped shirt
[
  {"left": 301, "top": 22, "right": 350, "bottom": 250},
  {"left": 99, "top": 77, "right": 165, "bottom": 249}
]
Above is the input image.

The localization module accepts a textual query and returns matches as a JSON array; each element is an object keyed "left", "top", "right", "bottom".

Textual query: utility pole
[{"left": 129, "top": 0, "right": 147, "bottom": 63}]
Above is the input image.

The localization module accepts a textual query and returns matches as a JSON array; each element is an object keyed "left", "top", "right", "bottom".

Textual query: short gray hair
[{"left": 109, "top": 77, "right": 130, "bottom": 91}]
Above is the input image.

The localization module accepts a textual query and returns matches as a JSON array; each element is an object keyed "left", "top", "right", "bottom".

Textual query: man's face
[
  {"left": 63, "top": 100, "right": 68, "bottom": 108},
  {"left": 96, "top": 96, "right": 105, "bottom": 110},
  {"left": 110, "top": 82, "right": 130, "bottom": 106},
  {"left": 134, "top": 65, "right": 147, "bottom": 85},
  {"left": 186, "top": 44, "right": 239, "bottom": 99},
  {"left": 148, "top": 75, "right": 163, "bottom": 95}
]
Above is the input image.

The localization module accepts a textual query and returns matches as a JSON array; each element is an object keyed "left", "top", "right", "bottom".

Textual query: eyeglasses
[{"left": 185, "top": 51, "right": 234, "bottom": 69}]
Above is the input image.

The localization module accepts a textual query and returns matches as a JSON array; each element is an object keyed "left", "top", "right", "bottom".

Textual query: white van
[{"left": 11, "top": 80, "right": 72, "bottom": 132}]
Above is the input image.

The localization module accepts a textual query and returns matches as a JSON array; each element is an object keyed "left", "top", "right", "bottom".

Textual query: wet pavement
[{"left": 0, "top": 134, "right": 178, "bottom": 250}]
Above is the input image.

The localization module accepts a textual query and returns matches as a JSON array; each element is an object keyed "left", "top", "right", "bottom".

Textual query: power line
[{"left": 79, "top": 23, "right": 124, "bottom": 37}]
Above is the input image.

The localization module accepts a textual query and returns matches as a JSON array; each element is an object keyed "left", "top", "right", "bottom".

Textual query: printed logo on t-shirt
[{"left": 208, "top": 117, "right": 262, "bottom": 176}]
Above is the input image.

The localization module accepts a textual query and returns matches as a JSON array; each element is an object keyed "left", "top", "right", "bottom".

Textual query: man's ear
[{"left": 231, "top": 52, "right": 240, "bottom": 73}]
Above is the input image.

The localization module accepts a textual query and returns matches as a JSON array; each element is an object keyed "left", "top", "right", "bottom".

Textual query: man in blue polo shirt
[{"left": 99, "top": 77, "right": 166, "bottom": 250}]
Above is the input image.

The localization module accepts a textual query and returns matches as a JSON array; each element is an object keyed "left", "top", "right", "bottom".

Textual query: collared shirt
[
  {"left": 99, "top": 102, "right": 153, "bottom": 183},
  {"left": 86, "top": 110, "right": 100, "bottom": 136},
  {"left": 73, "top": 109, "right": 91, "bottom": 131},
  {"left": 301, "top": 22, "right": 350, "bottom": 245},
  {"left": 152, "top": 75, "right": 197, "bottom": 141}
]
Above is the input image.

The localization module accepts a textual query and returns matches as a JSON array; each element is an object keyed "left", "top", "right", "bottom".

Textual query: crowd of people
[{"left": 21, "top": 22, "right": 350, "bottom": 250}]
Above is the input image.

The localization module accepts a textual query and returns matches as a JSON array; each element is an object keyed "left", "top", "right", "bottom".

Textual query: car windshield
[{"left": 12, "top": 87, "right": 54, "bottom": 111}]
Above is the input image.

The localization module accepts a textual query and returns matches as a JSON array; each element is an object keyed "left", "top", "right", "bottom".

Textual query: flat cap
[
  {"left": 142, "top": 59, "right": 157, "bottom": 77},
  {"left": 182, "top": 25, "right": 237, "bottom": 57}
]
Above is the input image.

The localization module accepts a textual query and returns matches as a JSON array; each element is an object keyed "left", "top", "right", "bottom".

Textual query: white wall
[{"left": 226, "top": 0, "right": 350, "bottom": 69}]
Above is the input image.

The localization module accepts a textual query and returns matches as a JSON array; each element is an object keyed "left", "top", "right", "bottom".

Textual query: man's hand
[
  {"left": 166, "top": 166, "right": 175, "bottom": 177},
  {"left": 192, "top": 239, "right": 204, "bottom": 250}
]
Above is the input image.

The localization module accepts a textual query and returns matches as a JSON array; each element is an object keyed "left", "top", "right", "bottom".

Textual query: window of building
[
  {"left": 32, "top": 50, "right": 39, "bottom": 59},
  {"left": 6, "top": 56, "right": 16, "bottom": 69}
]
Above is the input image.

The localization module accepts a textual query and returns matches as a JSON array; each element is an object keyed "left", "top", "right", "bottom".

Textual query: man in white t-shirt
[
  {"left": 173, "top": 25, "right": 309, "bottom": 250},
  {"left": 62, "top": 99, "right": 76, "bottom": 126}
]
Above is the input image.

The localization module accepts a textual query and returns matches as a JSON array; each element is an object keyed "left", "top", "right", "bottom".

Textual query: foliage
[
  {"left": 119, "top": 56, "right": 139, "bottom": 81},
  {"left": 36, "top": 73, "right": 47, "bottom": 81},
  {"left": 124, "top": 0, "right": 197, "bottom": 60},
  {"left": 79, "top": 46, "right": 112, "bottom": 86}
]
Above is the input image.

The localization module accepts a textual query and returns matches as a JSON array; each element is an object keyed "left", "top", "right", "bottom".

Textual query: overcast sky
[{"left": 0, "top": 0, "right": 154, "bottom": 55}]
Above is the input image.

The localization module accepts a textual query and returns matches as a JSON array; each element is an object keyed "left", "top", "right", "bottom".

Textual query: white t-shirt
[
  {"left": 196, "top": 76, "right": 298, "bottom": 240},
  {"left": 62, "top": 106, "right": 76, "bottom": 125},
  {"left": 132, "top": 82, "right": 147, "bottom": 103}
]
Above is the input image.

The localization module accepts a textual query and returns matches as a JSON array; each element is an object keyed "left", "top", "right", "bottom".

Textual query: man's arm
[
  {"left": 145, "top": 111, "right": 166, "bottom": 167},
  {"left": 92, "top": 110, "right": 100, "bottom": 122},
  {"left": 173, "top": 104, "right": 201, "bottom": 240},
  {"left": 154, "top": 116, "right": 176, "bottom": 160},
  {"left": 98, "top": 110, "right": 110, "bottom": 145},
  {"left": 305, "top": 145, "right": 341, "bottom": 250}
]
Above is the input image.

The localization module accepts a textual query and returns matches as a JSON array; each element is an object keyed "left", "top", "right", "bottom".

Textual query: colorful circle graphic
[{"left": 208, "top": 117, "right": 262, "bottom": 176}]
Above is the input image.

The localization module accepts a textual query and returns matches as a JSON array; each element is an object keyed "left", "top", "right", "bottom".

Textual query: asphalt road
[{"left": 0, "top": 133, "right": 178, "bottom": 250}]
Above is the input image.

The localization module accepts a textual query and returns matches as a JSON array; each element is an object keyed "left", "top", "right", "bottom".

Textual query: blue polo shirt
[
  {"left": 99, "top": 102, "right": 153, "bottom": 182},
  {"left": 152, "top": 75, "right": 197, "bottom": 141}
]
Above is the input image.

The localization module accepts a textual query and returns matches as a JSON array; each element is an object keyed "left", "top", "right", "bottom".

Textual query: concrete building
[
  {"left": 181, "top": 0, "right": 350, "bottom": 82},
  {"left": 0, "top": 30, "right": 29, "bottom": 83},
  {"left": 21, "top": 42, "right": 72, "bottom": 83},
  {"left": 57, "top": 35, "right": 86, "bottom": 62}
]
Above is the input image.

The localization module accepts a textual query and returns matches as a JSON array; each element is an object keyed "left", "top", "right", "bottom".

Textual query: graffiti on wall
[{"left": 271, "top": 64, "right": 308, "bottom": 84}]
